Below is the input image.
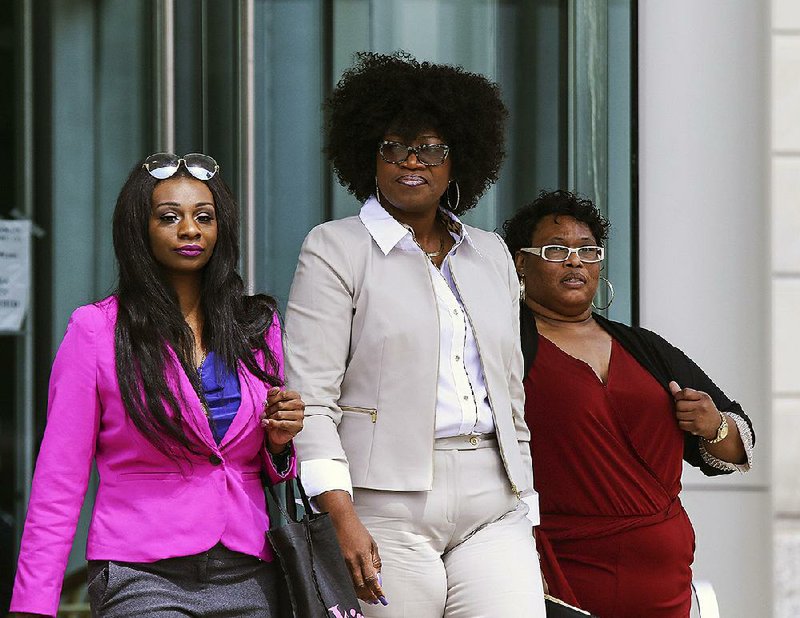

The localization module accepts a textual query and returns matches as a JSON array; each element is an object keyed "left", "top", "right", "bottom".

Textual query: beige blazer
[{"left": 284, "top": 212, "right": 534, "bottom": 500}]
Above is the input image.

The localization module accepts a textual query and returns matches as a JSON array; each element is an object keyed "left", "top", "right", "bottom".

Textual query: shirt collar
[
  {"left": 358, "top": 196, "right": 475, "bottom": 256},
  {"left": 358, "top": 197, "right": 409, "bottom": 255}
]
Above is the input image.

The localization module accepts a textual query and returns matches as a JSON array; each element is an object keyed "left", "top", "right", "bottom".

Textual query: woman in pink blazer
[{"left": 9, "top": 153, "right": 304, "bottom": 618}]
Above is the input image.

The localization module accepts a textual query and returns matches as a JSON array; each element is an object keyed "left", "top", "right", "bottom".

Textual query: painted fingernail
[{"left": 379, "top": 596, "right": 388, "bottom": 606}]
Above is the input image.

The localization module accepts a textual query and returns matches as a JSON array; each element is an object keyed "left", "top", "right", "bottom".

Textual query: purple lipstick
[{"left": 175, "top": 244, "right": 203, "bottom": 257}]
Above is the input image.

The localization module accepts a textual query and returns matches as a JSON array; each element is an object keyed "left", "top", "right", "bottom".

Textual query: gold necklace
[
  {"left": 423, "top": 234, "right": 446, "bottom": 258},
  {"left": 195, "top": 349, "right": 212, "bottom": 421},
  {"left": 197, "top": 349, "right": 208, "bottom": 370},
  {"left": 402, "top": 216, "right": 448, "bottom": 260}
]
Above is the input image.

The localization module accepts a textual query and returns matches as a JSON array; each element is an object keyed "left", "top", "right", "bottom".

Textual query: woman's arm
[
  {"left": 10, "top": 306, "right": 103, "bottom": 617},
  {"left": 284, "top": 225, "right": 355, "bottom": 467},
  {"left": 669, "top": 381, "right": 749, "bottom": 466},
  {"left": 701, "top": 412, "right": 749, "bottom": 465},
  {"left": 259, "top": 314, "right": 300, "bottom": 482},
  {"left": 315, "top": 490, "right": 386, "bottom": 605},
  {"left": 284, "top": 225, "right": 384, "bottom": 603},
  {"left": 646, "top": 328, "right": 755, "bottom": 474},
  {"left": 598, "top": 317, "right": 756, "bottom": 476},
  {"left": 698, "top": 411, "right": 753, "bottom": 472}
]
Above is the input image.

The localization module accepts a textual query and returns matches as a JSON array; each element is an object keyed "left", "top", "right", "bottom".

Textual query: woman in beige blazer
[{"left": 284, "top": 52, "right": 545, "bottom": 618}]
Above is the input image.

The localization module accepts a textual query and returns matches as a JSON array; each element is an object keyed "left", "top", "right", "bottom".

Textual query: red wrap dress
[{"left": 527, "top": 335, "right": 694, "bottom": 618}]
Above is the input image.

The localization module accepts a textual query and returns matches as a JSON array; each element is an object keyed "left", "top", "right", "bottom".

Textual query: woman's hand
[
  {"left": 316, "top": 490, "right": 387, "bottom": 606},
  {"left": 260, "top": 387, "right": 304, "bottom": 454},
  {"left": 669, "top": 381, "right": 723, "bottom": 439},
  {"left": 670, "top": 381, "right": 747, "bottom": 464}
]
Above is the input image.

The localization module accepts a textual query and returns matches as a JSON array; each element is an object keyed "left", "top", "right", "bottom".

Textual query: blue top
[{"left": 199, "top": 352, "right": 241, "bottom": 444}]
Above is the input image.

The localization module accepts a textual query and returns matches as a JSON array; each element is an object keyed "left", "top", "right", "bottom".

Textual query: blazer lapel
[
  {"left": 220, "top": 362, "right": 267, "bottom": 448},
  {"left": 166, "top": 346, "right": 270, "bottom": 450},
  {"left": 448, "top": 247, "right": 506, "bottom": 355},
  {"left": 165, "top": 347, "right": 218, "bottom": 449}
]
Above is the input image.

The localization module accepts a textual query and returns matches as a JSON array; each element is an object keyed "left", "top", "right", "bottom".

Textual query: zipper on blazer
[
  {"left": 340, "top": 405, "right": 377, "bottom": 423},
  {"left": 449, "top": 262, "right": 521, "bottom": 499}
]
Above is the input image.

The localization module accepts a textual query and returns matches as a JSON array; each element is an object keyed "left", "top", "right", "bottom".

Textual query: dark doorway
[{"left": 0, "top": 1, "right": 19, "bottom": 612}]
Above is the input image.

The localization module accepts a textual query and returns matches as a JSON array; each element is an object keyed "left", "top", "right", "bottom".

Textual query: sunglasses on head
[{"left": 142, "top": 152, "right": 219, "bottom": 181}]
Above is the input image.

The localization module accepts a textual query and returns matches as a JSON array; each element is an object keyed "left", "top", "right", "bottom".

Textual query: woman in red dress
[{"left": 502, "top": 190, "right": 755, "bottom": 618}]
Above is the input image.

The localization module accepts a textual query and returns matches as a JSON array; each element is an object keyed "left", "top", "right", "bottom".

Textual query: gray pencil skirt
[{"left": 86, "top": 543, "right": 282, "bottom": 617}]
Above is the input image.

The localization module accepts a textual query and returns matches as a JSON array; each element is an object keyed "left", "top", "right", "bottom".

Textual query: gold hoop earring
[
  {"left": 519, "top": 274, "right": 526, "bottom": 302},
  {"left": 591, "top": 276, "right": 615, "bottom": 311},
  {"left": 446, "top": 180, "right": 460, "bottom": 211}
]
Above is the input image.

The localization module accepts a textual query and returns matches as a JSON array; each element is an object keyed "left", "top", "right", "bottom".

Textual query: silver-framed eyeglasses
[
  {"left": 520, "top": 245, "right": 605, "bottom": 263},
  {"left": 379, "top": 141, "right": 450, "bottom": 166},
  {"left": 142, "top": 152, "right": 219, "bottom": 181}
]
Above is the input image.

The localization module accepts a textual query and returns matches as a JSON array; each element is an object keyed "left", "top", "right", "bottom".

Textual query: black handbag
[
  {"left": 265, "top": 476, "right": 362, "bottom": 618},
  {"left": 545, "top": 594, "right": 598, "bottom": 617}
]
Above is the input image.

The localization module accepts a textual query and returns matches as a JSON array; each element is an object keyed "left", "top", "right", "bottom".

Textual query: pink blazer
[{"left": 10, "top": 296, "right": 296, "bottom": 617}]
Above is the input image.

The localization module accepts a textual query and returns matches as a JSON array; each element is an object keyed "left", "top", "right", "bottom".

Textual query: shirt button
[
  {"left": 463, "top": 395, "right": 469, "bottom": 401},
  {"left": 209, "top": 454, "right": 222, "bottom": 466},
  {"left": 453, "top": 309, "right": 459, "bottom": 315},
  {"left": 454, "top": 355, "right": 461, "bottom": 361}
]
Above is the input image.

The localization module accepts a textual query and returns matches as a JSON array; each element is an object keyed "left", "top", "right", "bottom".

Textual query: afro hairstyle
[{"left": 325, "top": 51, "right": 508, "bottom": 215}]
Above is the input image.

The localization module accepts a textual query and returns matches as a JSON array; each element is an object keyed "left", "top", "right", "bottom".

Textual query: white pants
[{"left": 354, "top": 436, "right": 545, "bottom": 618}]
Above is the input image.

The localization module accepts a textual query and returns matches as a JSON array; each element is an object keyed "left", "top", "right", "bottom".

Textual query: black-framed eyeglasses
[
  {"left": 378, "top": 141, "right": 450, "bottom": 167},
  {"left": 520, "top": 245, "right": 605, "bottom": 263},
  {"left": 142, "top": 152, "right": 219, "bottom": 181}
]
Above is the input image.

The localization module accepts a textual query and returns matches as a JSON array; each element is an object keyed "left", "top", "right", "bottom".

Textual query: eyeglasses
[
  {"left": 142, "top": 152, "right": 219, "bottom": 181},
  {"left": 379, "top": 141, "right": 450, "bottom": 166},
  {"left": 520, "top": 245, "right": 605, "bottom": 263}
]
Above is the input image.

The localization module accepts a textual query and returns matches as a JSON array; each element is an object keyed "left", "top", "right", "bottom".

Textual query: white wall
[
  {"left": 771, "top": 0, "right": 800, "bottom": 614},
  {"left": 638, "top": 2, "right": 771, "bottom": 616}
]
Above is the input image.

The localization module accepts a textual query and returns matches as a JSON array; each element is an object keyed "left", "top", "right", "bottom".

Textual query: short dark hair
[
  {"left": 502, "top": 189, "right": 610, "bottom": 257},
  {"left": 325, "top": 51, "right": 508, "bottom": 214}
]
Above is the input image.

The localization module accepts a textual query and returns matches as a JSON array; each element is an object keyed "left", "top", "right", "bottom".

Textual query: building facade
[{"left": 1, "top": 0, "right": 779, "bottom": 615}]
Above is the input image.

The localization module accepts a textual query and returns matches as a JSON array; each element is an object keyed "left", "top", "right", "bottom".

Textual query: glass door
[
  {"left": 250, "top": 0, "right": 634, "bottom": 318},
  {"left": 4, "top": 2, "right": 635, "bottom": 610}
]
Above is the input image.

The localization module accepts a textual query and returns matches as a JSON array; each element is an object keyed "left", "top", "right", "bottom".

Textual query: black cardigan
[{"left": 520, "top": 303, "right": 755, "bottom": 477}]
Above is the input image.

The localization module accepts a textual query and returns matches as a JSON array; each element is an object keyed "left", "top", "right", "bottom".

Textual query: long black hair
[{"left": 112, "top": 162, "right": 282, "bottom": 458}]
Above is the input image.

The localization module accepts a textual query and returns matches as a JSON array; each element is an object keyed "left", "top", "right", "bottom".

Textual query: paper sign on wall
[{"left": 0, "top": 220, "right": 31, "bottom": 332}]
